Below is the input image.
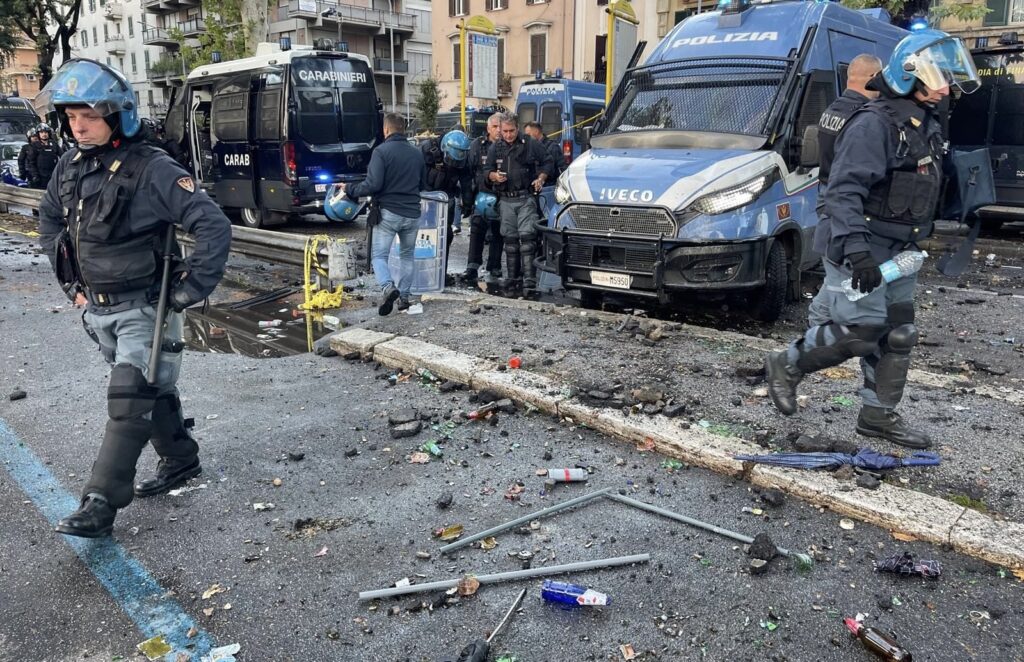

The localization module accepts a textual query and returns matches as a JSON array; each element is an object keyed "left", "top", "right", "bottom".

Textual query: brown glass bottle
[{"left": 844, "top": 618, "right": 913, "bottom": 661}]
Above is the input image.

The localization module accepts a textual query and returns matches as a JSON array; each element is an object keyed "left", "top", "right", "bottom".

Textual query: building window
[
  {"left": 128, "top": 18, "right": 134, "bottom": 37},
  {"left": 89, "top": 0, "right": 95, "bottom": 12},
  {"left": 103, "top": 23, "right": 109, "bottom": 41},
  {"left": 131, "top": 52, "right": 137, "bottom": 73},
  {"left": 486, "top": 0, "right": 507, "bottom": 10},
  {"left": 497, "top": 37, "right": 505, "bottom": 79},
  {"left": 148, "top": 89, "right": 154, "bottom": 106},
  {"left": 530, "top": 33, "right": 546, "bottom": 75},
  {"left": 453, "top": 41, "right": 461, "bottom": 79},
  {"left": 106, "top": 56, "right": 111, "bottom": 66},
  {"left": 93, "top": 27, "right": 98, "bottom": 46},
  {"left": 145, "top": 50, "right": 151, "bottom": 68},
  {"left": 82, "top": 31, "right": 88, "bottom": 47},
  {"left": 449, "top": 0, "right": 467, "bottom": 17},
  {"left": 977, "top": 36, "right": 990, "bottom": 48},
  {"left": 526, "top": 0, "right": 548, "bottom": 4},
  {"left": 982, "top": 0, "right": 1024, "bottom": 25}
]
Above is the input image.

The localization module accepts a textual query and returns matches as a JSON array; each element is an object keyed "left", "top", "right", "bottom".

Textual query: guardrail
[{"left": 0, "top": 184, "right": 315, "bottom": 267}]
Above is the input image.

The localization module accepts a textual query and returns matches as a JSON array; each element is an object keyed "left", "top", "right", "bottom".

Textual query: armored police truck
[
  {"left": 164, "top": 42, "right": 382, "bottom": 228},
  {"left": 0, "top": 96, "right": 39, "bottom": 142},
  {"left": 515, "top": 77, "right": 606, "bottom": 168},
  {"left": 537, "top": 0, "right": 905, "bottom": 321}
]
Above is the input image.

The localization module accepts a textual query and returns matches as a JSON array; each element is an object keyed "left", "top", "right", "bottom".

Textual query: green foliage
[
  {"left": 415, "top": 77, "right": 443, "bottom": 133},
  {"left": 840, "top": 0, "right": 990, "bottom": 24},
  {"left": 0, "top": 0, "right": 83, "bottom": 85},
  {"left": 171, "top": 0, "right": 250, "bottom": 73}
]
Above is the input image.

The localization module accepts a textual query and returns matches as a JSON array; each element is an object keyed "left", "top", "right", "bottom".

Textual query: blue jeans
[{"left": 371, "top": 208, "right": 420, "bottom": 296}]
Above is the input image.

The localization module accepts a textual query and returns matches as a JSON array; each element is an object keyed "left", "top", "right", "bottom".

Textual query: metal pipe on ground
[
  {"left": 605, "top": 493, "right": 814, "bottom": 569},
  {"left": 439, "top": 487, "right": 616, "bottom": 555},
  {"left": 357, "top": 553, "right": 651, "bottom": 601}
]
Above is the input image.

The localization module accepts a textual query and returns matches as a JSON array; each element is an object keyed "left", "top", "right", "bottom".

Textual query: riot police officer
[
  {"left": 18, "top": 128, "right": 38, "bottom": 181},
  {"left": 421, "top": 128, "right": 474, "bottom": 278},
  {"left": 35, "top": 59, "right": 232, "bottom": 538},
  {"left": 27, "top": 122, "right": 64, "bottom": 188},
  {"left": 765, "top": 31, "right": 981, "bottom": 450},
  {"left": 523, "top": 121, "right": 565, "bottom": 179},
  {"left": 460, "top": 112, "right": 505, "bottom": 292},
  {"left": 484, "top": 113, "right": 553, "bottom": 298}
]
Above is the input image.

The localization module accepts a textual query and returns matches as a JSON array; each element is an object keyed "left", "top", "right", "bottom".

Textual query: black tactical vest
[
  {"left": 59, "top": 142, "right": 163, "bottom": 300},
  {"left": 34, "top": 142, "right": 63, "bottom": 181},
  {"left": 492, "top": 137, "right": 535, "bottom": 193},
  {"left": 818, "top": 93, "right": 868, "bottom": 185},
  {"left": 858, "top": 99, "right": 944, "bottom": 243},
  {"left": 423, "top": 138, "right": 462, "bottom": 196}
]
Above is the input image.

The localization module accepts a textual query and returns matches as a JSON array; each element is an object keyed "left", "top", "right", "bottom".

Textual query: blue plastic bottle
[{"left": 541, "top": 580, "right": 611, "bottom": 607}]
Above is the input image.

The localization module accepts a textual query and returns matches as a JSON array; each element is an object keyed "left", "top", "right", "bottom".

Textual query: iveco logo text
[
  {"left": 599, "top": 188, "right": 654, "bottom": 202},
  {"left": 223, "top": 153, "right": 250, "bottom": 166},
  {"left": 671, "top": 31, "right": 779, "bottom": 48},
  {"left": 297, "top": 70, "right": 368, "bottom": 83}
]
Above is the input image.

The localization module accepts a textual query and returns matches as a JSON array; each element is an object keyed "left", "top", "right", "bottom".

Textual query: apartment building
[
  {"left": 655, "top": 0, "right": 715, "bottom": 39},
  {"left": 268, "top": 0, "right": 432, "bottom": 115},
  {"left": 573, "top": 0, "right": 659, "bottom": 85},
  {"left": 939, "top": 0, "right": 1024, "bottom": 47},
  {"left": 0, "top": 39, "right": 43, "bottom": 100}
]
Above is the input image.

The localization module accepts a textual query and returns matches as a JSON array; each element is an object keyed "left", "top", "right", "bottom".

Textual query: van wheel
[
  {"left": 750, "top": 241, "right": 788, "bottom": 322},
  {"left": 579, "top": 289, "right": 603, "bottom": 310},
  {"left": 240, "top": 207, "right": 265, "bottom": 229}
]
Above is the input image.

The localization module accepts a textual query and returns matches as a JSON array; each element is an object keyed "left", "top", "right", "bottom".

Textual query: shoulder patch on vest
[{"left": 176, "top": 176, "right": 195, "bottom": 193}]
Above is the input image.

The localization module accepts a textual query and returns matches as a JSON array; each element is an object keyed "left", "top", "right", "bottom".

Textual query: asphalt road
[{"left": 2, "top": 229, "right": 1024, "bottom": 661}]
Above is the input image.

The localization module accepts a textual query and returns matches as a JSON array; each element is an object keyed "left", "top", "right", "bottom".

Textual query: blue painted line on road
[{"left": 0, "top": 417, "right": 214, "bottom": 660}]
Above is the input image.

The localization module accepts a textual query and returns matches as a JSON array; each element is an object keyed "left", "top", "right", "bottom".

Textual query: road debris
[
  {"left": 202, "top": 583, "right": 227, "bottom": 600},
  {"left": 314, "top": 546, "right": 329, "bottom": 557},
  {"left": 840, "top": 518, "right": 856, "bottom": 531},
  {"left": 541, "top": 580, "right": 611, "bottom": 607},
  {"left": 547, "top": 467, "right": 587, "bottom": 482},
  {"left": 619, "top": 643, "right": 637, "bottom": 660},
  {"left": 167, "top": 483, "right": 208, "bottom": 497},
  {"left": 845, "top": 615, "right": 912, "bottom": 661},
  {"left": 409, "top": 451, "right": 431, "bottom": 464},
  {"left": 436, "top": 492, "right": 454, "bottom": 509},
  {"left": 200, "top": 643, "right": 242, "bottom": 662},
  {"left": 136, "top": 634, "right": 172, "bottom": 660},
  {"left": 434, "top": 524, "right": 464, "bottom": 541},
  {"left": 874, "top": 551, "right": 942, "bottom": 578},
  {"left": 8, "top": 389, "right": 26, "bottom": 401},
  {"left": 457, "top": 576, "right": 481, "bottom": 596},
  {"left": 734, "top": 448, "right": 941, "bottom": 471},
  {"left": 252, "top": 502, "right": 275, "bottom": 511}
]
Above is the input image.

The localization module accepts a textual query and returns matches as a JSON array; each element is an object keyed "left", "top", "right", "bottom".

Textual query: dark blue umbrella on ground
[{"left": 734, "top": 448, "right": 940, "bottom": 470}]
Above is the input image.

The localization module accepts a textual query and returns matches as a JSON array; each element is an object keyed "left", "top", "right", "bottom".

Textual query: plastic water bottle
[
  {"left": 842, "top": 251, "right": 926, "bottom": 301},
  {"left": 541, "top": 580, "right": 611, "bottom": 607}
]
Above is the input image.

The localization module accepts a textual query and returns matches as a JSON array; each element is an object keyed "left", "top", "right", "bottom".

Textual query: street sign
[
  {"left": 470, "top": 33, "right": 498, "bottom": 100},
  {"left": 612, "top": 17, "right": 638, "bottom": 91}
]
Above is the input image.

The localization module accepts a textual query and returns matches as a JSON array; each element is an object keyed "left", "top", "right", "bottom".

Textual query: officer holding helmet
[
  {"left": 35, "top": 59, "right": 232, "bottom": 538},
  {"left": 421, "top": 128, "right": 474, "bottom": 278},
  {"left": 766, "top": 31, "right": 981, "bottom": 450}
]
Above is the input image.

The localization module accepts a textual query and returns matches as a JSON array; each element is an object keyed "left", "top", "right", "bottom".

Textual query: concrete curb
[
  {"left": 421, "top": 291, "right": 1024, "bottom": 407},
  {"left": 329, "top": 326, "right": 1024, "bottom": 570}
]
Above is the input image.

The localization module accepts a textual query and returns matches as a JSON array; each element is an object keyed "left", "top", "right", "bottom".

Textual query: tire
[
  {"left": 579, "top": 289, "right": 603, "bottom": 310},
  {"left": 751, "top": 240, "right": 788, "bottom": 322},
  {"left": 240, "top": 207, "right": 265, "bottom": 229}
]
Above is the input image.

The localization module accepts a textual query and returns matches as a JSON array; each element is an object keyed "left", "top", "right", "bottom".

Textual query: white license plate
[
  {"left": 314, "top": 184, "right": 328, "bottom": 193},
  {"left": 590, "top": 270, "right": 632, "bottom": 289}
]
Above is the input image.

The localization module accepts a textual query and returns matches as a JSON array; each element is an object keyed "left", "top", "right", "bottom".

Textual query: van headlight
[
  {"left": 554, "top": 173, "right": 573, "bottom": 205},
  {"left": 690, "top": 171, "right": 776, "bottom": 216}
]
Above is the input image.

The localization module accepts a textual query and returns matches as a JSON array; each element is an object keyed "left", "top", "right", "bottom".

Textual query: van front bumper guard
[{"left": 535, "top": 223, "right": 769, "bottom": 302}]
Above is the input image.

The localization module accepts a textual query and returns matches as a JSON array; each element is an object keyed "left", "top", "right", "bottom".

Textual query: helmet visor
[
  {"left": 906, "top": 37, "right": 981, "bottom": 95},
  {"left": 33, "top": 59, "right": 133, "bottom": 117}
]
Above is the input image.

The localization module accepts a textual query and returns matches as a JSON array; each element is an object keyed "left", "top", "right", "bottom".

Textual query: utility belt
[
  {"left": 84, "top": 286, "right": 154, "bottom": 308},
  {"left": 500, "top": 190, "right": 531, "bottom": 199}
]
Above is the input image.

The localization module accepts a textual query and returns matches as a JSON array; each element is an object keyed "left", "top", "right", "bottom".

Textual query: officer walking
[
  {"left": 765, "top": 31, "right": 980, "bottom": 450},
  {"left": 460, "top": 112, "right": 505, "bottom": 292},
  {"left": 35, "top": 59, "right": 232, "bottom": 538},
  {"left": 523, "top": 121, "right": 565, "bottom": 179},
  {"left": 342, "top": 112, "right": 426, "bottom": 315},
  {"left": 484, "top": 113, "right": 553, "bottom": 298},
  {"left": 27, "top": 122, "right": 64, "bottom": 189},
  {"left": 18, "top": 128, "right": 39, "bottom": 181},
  {"left": 421, "top": 128, "right": 474, "bottom": 279}
]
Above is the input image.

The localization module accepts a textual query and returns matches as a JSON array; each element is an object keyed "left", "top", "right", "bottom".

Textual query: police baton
[{"left": 147, "top": 224, "right": 177, "bottom": 386}]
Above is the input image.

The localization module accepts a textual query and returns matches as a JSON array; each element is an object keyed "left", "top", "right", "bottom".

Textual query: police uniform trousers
[
  {"left": 82, "top": 304, "right": 197, "bottom": 508},
  {"left": 498, "top": 196, "right": 540, "bottom": 288},
  {"left": 466, "top": 214, "right": 504, "bottom": 282},
  {"left": 790, "top": 238, "right": 917, "bottom": 410}
]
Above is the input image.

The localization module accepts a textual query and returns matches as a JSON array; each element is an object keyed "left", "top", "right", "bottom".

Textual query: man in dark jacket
[
  {"left": 36, "top": 59, "right": 232, "bottom": 538},
  {"left": 18, "top": 128, "right": 38, "bottom": 181},
  {"left": 523, "top": 121, "right": 564, "bottom": 179},
  {"left": 765, "top": 32, "right": 980, "bottom": 450},
  {"left": 344, "top": 113, "right": 427, "bottom": 314},
  {"left": 27, "top": 123, "right": 64, "bottom": 188},
  {"left": 485, "top": 113, "right": 553, "bottom": 297},
  {"left": 459, "top": 112, "right": 505, "bottom": 291},
  {"left": 421, "top": 128, "right": 473, "bottom": 278}
]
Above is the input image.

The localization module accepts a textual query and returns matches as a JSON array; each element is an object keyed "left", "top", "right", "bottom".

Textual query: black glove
[
  {"left": 169, "top": 280, "right": 202, "bottom": 313},
  {"left": 847, "top": 251, "right": 882, "bottom": 294}
]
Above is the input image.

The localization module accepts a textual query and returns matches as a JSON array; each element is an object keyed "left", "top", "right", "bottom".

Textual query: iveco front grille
[
  {"left": 564, "top": 239, "right": 658, "bottom": 274},
  {"left": 564, "top": 204, "right": 677, "bottom": 236}
]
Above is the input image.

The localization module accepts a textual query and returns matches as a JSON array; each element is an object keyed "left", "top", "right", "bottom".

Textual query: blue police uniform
[{"left": 463, "top": 134, "right": 505, "bottom": 288}]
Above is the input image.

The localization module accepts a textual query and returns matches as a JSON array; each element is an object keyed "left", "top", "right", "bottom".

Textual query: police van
[
  {"left": 0, "top": 96, "right": 39, "bottom": 141},
  {"left": 515, "top": 77, "right": 605, "bottom": 170},
  {"left": 947, "top": 37, "right": 1024, "bottom": 229},
  {"left": 164, "top": 42, "right": 382, "bottom": 228},
  {"left": 537, "top": 0, "right": 904, "bottom": 321}
]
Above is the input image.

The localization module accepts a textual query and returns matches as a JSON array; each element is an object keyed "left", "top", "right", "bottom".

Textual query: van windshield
[
  {"left": 291, "top": 57, "right": 378, "bottom": 146},
  {"left": 602, "top": 59, "right": 787, "bottom": 147},
  {"left": 0, "top": 118, "right": 36, "bottom": 141}
]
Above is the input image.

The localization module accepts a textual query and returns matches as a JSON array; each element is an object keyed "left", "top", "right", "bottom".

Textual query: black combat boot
[
  {"left": 136, "top": 393, "right": 201, "bottom": 498},
  {"left": 55, "top": 493, "right": 116, "bottom": 538},
  {"left": 856, "top": 407, "right": 932, "bottom": 449},
  {"left": 458, "top": 267, "right": 479, "bottom": 286},
  {"left": 764, "top": 349, "right": 803, "bottom": 416}
]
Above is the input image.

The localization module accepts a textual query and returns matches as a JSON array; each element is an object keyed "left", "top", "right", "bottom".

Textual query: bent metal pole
[
  {"left": 439, "top": 487, "right": 616, "bottom": 555},
  {"left": 357, "top": 553, "right": 650, "bottom": 601}
]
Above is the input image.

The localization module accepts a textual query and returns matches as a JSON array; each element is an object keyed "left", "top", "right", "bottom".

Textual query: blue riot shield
[{"left": 387, "top": 191, "right": 449, "bottom": 295}]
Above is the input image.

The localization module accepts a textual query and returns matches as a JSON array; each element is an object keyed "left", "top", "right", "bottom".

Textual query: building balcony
[
  {"left": 177, "top": 18, "right": 207, "bottom": 37},
  {"left": 373, "top": 57, "right": 408, "bottom": 74},
  {"left": 143, "top": 27, "right": 178, "bottom": 47},
  {"left": 105, "top": 36, "right": 126, "bottom": 54},
  {"left": 147, "top": 102, "right": 169, "bottom": 117},
  {"left": 143, "top": 0, "right": 200, "bottom": 15},
  {"left": 147, "top": 63, "right": 185, "bottom": 87},
  {"left": 285, "top": 1, "right": 416, "bottom": 34},
  {"left": 104, "top": 2, "right": 124, "bottom": 19}
]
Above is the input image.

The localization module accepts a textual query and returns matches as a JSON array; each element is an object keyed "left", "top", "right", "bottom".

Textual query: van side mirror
[
  {"left": 581, "top": 126, "right": 593, "bottom": 152},
  {"left": 800, "top": 125, "right": 820, "bottom": 169}
]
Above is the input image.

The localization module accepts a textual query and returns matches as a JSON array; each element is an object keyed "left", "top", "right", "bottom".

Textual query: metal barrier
[{"left": 0, "top": 183, "right": 317, "bottom": 267}]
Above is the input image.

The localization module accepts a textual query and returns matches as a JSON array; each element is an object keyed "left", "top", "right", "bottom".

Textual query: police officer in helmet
[
  {"left": 460, "top": 113, "right": 506, "bottom": 292},
  {"left": 35, "top": 59, "right": 232, "bottom": 537},
  {"left": 18, "top": 127, "right": 38, "bottom": 181},
  {"left": 421, "top": 128, "right": 474, "bottom": 278},
  {"left": 765, "top": 31, "right": 980, "bottom": 450},
  {"left": 27, "top": 122, "right": 64, "bottom": 188}
]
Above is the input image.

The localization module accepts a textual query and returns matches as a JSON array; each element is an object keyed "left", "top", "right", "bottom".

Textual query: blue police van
[
  {"left": 537, "top": 0, "right": 905, "bottom": 321},
  {"left": 164, "top": 42, "right": 382, "bottom": 228},
  {"left": 515, "top": 77, "right": 606, "bottom": 170},
  {"left": 0, "top": 96, "right": 39, "bottom": 141}
]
